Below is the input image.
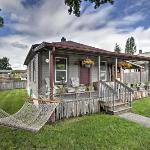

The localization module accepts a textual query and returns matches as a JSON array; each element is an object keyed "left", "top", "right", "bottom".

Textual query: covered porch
[{"left": 36, "top": 42, "right": 150, "bottom": 114}]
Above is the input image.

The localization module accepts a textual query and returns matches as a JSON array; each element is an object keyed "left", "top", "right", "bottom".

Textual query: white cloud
[
  {"left": 107, "top": 13, "right": 145, "bottom": 28},
  {"left": 0, "top": 0, "right": 150, "bottom": 69}
]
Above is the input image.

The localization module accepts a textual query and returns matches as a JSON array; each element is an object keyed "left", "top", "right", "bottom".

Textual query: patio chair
[
  {"left": 45, "top": 78, "right": 50, "bottom": 97},
  {"left": 70, "top": 77, "right": 80, "bottom": 87},
  {"left": 70, "top": 77, "right": 86, "bottom": 92}
]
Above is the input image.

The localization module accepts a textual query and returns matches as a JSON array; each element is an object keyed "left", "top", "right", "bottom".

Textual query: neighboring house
[
  {"left": 123, "top": 50, "right": 150, "bottom": 83},
  {"left": 24, "top": 38, "right": 150, "bottom": 113},
  {"left": 137, "top": 51, "right": 150, "bottom": 71},
  {"left": 0, "top": 70, "right": 12, "bottom": 79},
  {"left": 0, "top": 69, "right": 27, "bottom": 81},
  {"left": 11, "top": 70, "right": 27, "bottom": 81}
]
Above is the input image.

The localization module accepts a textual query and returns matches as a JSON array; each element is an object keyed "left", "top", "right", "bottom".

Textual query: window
[
  {"left": 100, "top": 61, "right": 107, "bottom": 81},
  {"left": 33, "top": 59, "right": 36, "bottom": 82},
  {"left": 29, "top": 63, "right": 31, "bottom": 81},
  {"left": 55, "top": 57, "right": 67, "bottom": 83}
]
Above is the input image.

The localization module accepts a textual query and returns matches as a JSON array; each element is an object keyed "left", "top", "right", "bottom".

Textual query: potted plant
[
  {"left": 144, "top": 81, "right": 150, "bottom": 90},
  {"left": 82, "top": 58, "right": 94, "bottom": 68},
  {"left": 135, "top": 82, "right": 141, "bottom": 91}
]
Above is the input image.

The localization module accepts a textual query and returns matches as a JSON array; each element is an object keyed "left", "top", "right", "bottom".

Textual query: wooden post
[
  {"left": 49, "top": 47, "right": 55, "bottom": 100},
  {"left": 115, "top": 57, "right": 118, "bottom": 79},
  {"left": 140, "top": 67, "right": 142, "bottom": 83},
  {"left": 98, "top": 56, "right": 101, "bottom": 97},
  {"left": 49, "top": 47, "right": 55, "bottom": 123}
]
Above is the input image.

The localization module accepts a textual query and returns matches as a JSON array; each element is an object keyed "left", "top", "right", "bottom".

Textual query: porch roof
[{"left": 24, "top": 40, "right": 150, "bottom": 65}]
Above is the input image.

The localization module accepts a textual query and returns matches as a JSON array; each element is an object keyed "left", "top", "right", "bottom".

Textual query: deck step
[
  {"left": 100, "top": 99, "right": 131, "bottom": 115},
  {"left": 112, "top": 106, "right": 131, "bottom": 115},
  {"left": 101, "top": 101, "right": 128, "bottom": 108}
]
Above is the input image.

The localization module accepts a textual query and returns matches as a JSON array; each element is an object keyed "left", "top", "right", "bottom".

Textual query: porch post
[
  {"left": 49, "top": 47, "right": 55, "bottom": 100},
  {"left": 98, "top": 56, "right": 101, "bottom": 97},
  {"left": 49, "top": 47, "right": 55, "bottom": 123},
  {"left": 140, "top": 67, "right": 142, "bottom": 83},
  {"left": 115, "top": 57, "right": 118, "bottom": 79},
  {"left": 148, "top": 61, "right": 150, "bottom": 81}
]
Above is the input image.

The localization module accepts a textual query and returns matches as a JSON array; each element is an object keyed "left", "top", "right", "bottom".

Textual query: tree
[
  {"left": 65, "top": 0, "right": 114, "bottom": 17},
  {"left": 114, "top": 43, "right": 121, "bottom": 53},
  {"left": 0, "top": 9, "right": 4, "bottom": 27},
  {"left": 125, "top": 37, "right": 136, "bottom": 55},
  {"left": 0, "top": 57, "right": 12, "bottom": 70}
]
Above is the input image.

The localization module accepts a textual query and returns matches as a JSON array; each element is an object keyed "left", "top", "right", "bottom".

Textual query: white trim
[{"left": 55, "top": 57, "right": 68, "bottom": 83}]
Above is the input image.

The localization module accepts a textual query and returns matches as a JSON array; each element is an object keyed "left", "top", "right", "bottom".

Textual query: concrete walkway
[{"left": 119, "top": 112, "right": 150, "bottom": 128}]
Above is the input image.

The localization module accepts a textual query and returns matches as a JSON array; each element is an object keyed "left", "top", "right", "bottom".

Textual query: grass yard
[
  {"left": 0, "top": 89, "right": 150, "bottom": 150},
  {"left": 0, "top": 89, "right": 26, "bottom": 114},
  {"left": 132, "top": 97, "right": 150, "bottom": 117}
]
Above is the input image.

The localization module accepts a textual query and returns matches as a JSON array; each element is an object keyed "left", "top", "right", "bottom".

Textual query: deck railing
[
  {"left": 98, "top": 80, "right": 117, "bottom": 111},
  {"left": 114, "top": 79, "right": 134, "bottom": 107},
  {"left": 53, "top": 79, "right": 133, "bottom": 114},
  {"left": 55, "top": 98, "right": 100, "bottom": 120}
]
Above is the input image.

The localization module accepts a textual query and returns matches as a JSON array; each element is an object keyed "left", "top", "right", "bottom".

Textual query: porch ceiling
[
  {"left": 51, "top": 47, "right": 150, "bottom": 62},
  {"left": 24, "top": 41, "right": 150, "bottom": 65},
  {"left": 46, "top": 41, "right": 150, "bottom": 61}
]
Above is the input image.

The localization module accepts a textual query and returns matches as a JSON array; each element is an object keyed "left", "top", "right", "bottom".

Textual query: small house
[{"left": 24, "top": 38, "right": 150, "bottom": 114}]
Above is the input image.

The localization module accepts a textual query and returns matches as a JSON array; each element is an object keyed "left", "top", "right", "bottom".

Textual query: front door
[{"left": 80, "top": 66, "right": 90, "bottom": 85}]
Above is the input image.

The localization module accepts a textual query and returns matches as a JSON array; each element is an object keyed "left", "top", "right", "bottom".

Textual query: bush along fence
[{"left": 0, "top": 81, "right": 27, "bottom": 90}]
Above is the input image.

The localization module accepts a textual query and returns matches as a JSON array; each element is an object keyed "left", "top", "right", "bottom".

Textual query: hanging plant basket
[
  {"left": 84, "top": 64, "right": 91, "bottom": 68},
  {"left": 118, "top": 61, "right": 132, "bottom": 69},
  {"left": 82, "top": 58, "right": 94, "bottom": 68}
]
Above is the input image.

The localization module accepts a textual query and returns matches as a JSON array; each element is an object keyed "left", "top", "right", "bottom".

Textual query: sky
[{"left": 0, "top": 0, "right": 150, "bottom": 69}]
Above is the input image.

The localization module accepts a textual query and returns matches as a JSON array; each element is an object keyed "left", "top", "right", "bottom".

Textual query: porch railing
[
  {"left": 55, "top": 98, "right": 100, "bottom": 120},
  {"left": 114, "top": 79, "right": 134, "bottom": 107},
  {"left": 98, "top": 80, "right": 117, "bottom": 111},
  {"left": 53, "top": 79, "right": 133, "bottom": 113}
]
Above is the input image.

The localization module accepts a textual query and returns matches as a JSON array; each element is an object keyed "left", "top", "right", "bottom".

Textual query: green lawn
[
  {"left": 132, "top": 97, "right": 150, "bottom": 117},
  {"left": 0, "top": 89, "right": 26, "bottom": 114},
  {"left": 0, "top": 89, "right": 150, "bottom": 150}
]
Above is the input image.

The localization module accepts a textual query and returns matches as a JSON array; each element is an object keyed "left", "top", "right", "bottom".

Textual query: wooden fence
[
  {"left": 123, "top": 71, "right": 148, "bottom": 83},
  {"left": 0, "top": 81, "right": 27, "bottom": 90},
  {"left": 55, "top": 98, "right": 100, "bottom": 120}
]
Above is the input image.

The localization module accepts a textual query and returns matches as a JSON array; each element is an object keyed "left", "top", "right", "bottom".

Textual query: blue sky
[{"left": 0, "top": 0, "right": 150, "bottom": 69}]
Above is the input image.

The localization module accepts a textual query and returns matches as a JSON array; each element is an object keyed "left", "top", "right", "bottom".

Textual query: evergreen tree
[
  {"left": 114, "top": 43, "right": 121, "bottom": 53},
  {"left": 125, "top": 37, "right": 136, "bottom": 55},
  {"left": 0, "top": 9, "right": 4, "bottom": 27},
  {"left": 0, "top": 57, "right": 12, "bottom": 70}
]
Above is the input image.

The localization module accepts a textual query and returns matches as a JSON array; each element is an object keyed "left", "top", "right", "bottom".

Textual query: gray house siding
[
  {"left": 68, "top": 55, "right": 79, "bottom": 85},
  {"left": 41, "top": 52, "right": 49, "bottom": 81},
  {"left": 27, "top": 53, "right": 39, "bottom": 98}
]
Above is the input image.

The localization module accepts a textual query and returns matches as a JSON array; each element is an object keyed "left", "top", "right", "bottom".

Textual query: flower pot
[{"left": 85, "top": 64, "right": 91, "bottom": 68}]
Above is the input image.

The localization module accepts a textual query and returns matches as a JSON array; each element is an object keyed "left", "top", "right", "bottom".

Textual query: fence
[
  {"left": 0, "top": 81, "right": 27, "bottom": 90},
  {"left": 55, "top": 98, "right": 100, "bottom": 120},
  {"left": 123, "top": 71, "right": 148, "bottom": 83}
]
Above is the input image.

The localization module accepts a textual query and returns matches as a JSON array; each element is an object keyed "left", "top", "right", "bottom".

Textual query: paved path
[{"left": 119, "top": 112, "right": 150, "bottom": 128}]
